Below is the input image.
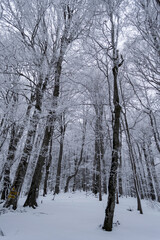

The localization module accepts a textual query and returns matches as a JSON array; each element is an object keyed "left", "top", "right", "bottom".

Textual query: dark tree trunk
[
  {"left": 82, "top": 158, "right": 86, "bottom": 192},
  {"left": 102, "top": 8, "right": 125, "bottom": 230},
  {"left": 1, "top": 166, "right": 11, "bottom": 201},
  {"left": 103, "top": 64, "right": 122, "bottom": 231},
  {"left": 54, "top": 117, "right": 66, "bottom": 195},
  {"left": 103, "top": 101, "right": 121, "bottom": 231},
  {"left": 43, "top": 138, "right": 53, "bottom": 196},
  {"left": 118, "top": 127, "right": 123, "bottom": 197},
  {"left": 92, "top": 106, "right": 104, "bottom": 201},
  {"left": 23, "top": 120, "right": 53, "bottom": 208}
]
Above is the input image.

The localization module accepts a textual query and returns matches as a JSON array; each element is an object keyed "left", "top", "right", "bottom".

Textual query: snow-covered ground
[{"left": 0, "top": 192, "right": 160, "bottom": 240}]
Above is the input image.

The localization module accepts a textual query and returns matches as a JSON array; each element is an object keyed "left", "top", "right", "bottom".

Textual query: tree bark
[
  {"left": 23, "top": 114, "right": 54, "bottom": 208},
  {"left": 103, "top": 65, "right": 122, "bottom": 231},
  {"left": 43, "top": 138, "right": 53, "bottom": 196},
  {"left": 54, "top": 118, "right": 66, "bottom": 195}
]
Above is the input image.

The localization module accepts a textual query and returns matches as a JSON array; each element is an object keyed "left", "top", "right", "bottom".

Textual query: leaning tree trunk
[
  {"left": 4, "top": 76, "right": 46, "bottom": 209},
  {"left": 122, "top": 114, "right": 143, "bottom": 214},
  {"left": 3, "top": 109, "right": 41, "bottom": 210},
  {"left": 1, "top": 96, "right": 33, "bottom": 200},
  {"left": 23, "top": 119, "right": 53, "bottom": 208}
]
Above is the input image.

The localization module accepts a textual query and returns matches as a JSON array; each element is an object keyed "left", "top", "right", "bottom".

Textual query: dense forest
[{"left": 0, "top": 0, "right": 160, "bottom": 233}]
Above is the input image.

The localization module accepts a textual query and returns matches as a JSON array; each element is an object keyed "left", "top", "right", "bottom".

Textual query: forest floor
[{"left": 0, "top": 192, "right": 160, "bottom": 240}]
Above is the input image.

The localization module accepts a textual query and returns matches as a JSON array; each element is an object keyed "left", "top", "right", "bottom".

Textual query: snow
[{"left": 0, "top": 193, "right": 160, "bottom": 240}]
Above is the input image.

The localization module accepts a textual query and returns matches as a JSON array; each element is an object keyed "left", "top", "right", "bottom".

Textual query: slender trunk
[
  {"left": 102, "top": 7, "right": 125, "bottom": 230},
  {"left": 54, "top": 122, "right": 66, "bottom": 195},
  {"left": 43, "top": 138, "right": 53, "bottom": 196},
  {"left": 148, "top": 140, "right": 160, "bottom": 201},
  {"left": 136, "top": 143, "right": 149, "bottom": 199},
  {"left": 142, "top": 142, "right": 156, "bottom": 201},
  {"left": 92, "top": 107, "right": 104, "bottom": 200},
  {"left": 123, "top": 115, "right": 143, "bottom": 214},
  {"left": 103, "top": 63, "right": 122, "bottom": 231}
]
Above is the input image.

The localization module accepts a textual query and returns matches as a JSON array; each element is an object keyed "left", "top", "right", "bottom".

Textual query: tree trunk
[
  {"left": 23, "top": 47, "right": 64, "bottom": 207},
  {"left": 142, "top": 142, "right": 156, "bottom": 201},
  {"left": 103, "top": 63, "right": 122, "bottom": 231},
  {"left": 43, "top": 138, "right": 53, "bottom": 196},
  {"left": 122, "top": 115, "right": 143, "bottom": 214},
  {"left": 3, "top": 73, "right": 47, "bottom": 210},
  {"left": 4, "top": 109, "right": 40, "bottom": 210},
  {"left": 1, "top": 98, "right": 33, "bottom": 200},
  {"left": 118, "top": 126, "right": 123, "bottom": 197},
  {"left": 54, "top": 121, "right": 66, "bottom": 195},
  {"left": 92, "top": 106, "right": 104, "bottom": 201},
  {"left": 23, "top": 119, "right": 53, "bottom": 208}
]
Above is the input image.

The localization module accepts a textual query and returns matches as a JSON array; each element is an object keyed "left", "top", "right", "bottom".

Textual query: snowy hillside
[{"left": 1, "top": 193, "right": 160, "bottom": 240}]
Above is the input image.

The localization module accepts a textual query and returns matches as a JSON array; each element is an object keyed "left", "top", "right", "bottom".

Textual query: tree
[
  {"left": 23, "top": 0, "right": 93, "bottom": 208},
  {"left": 102, "top": 0, "right": 124, "bottom": 231}
]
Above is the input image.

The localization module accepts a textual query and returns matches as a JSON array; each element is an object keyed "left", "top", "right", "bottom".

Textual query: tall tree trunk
[
  {"left": 118, "top": 126, "right": 123, "bottom": 197},
  {"left": 122, "top": 115, "right": 143, "bottom": 214},
  {"left": 54, "top": 118, "right": 66, "bottom": 195},
  {"left": 102, "top": 7, "right": 124, "bottom": 229},
  {"left": 43, "top": 138, "right": 53, "bottom": 196},
  {"left": 103, "top": 56, "right": 122, "bottom": 231},
  {"left": 92, "top": 106, "right": 104, "bottom": 201}
]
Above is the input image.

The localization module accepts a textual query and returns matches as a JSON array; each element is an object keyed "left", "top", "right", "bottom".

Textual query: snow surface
[{"left": 0, "top": 192, "right": 160, "bottom": 240}]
